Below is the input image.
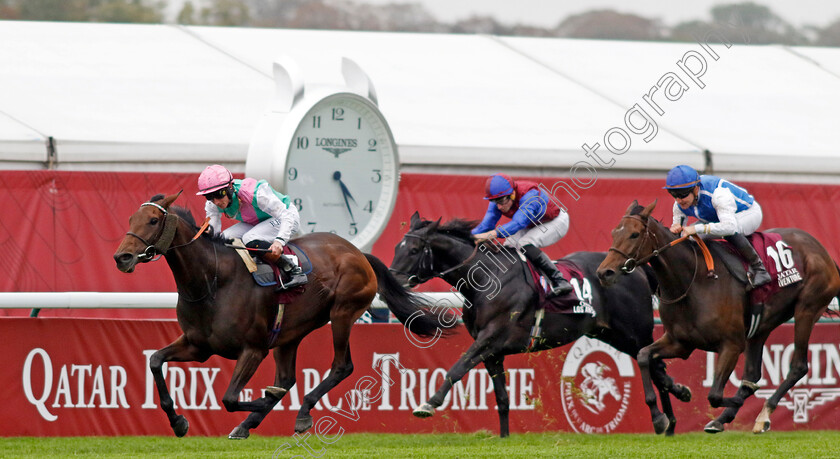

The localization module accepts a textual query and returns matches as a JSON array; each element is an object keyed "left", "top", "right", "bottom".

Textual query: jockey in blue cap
[
  {"left": 665, "top": 165, "right": 770, "bottom": 288},
  {"left": 472, "top": 173, "right": 573, "bottom": 297}
]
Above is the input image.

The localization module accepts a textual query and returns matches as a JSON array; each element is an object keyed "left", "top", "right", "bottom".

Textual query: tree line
[{"left": 2, "top": 0, "right": 839, "bottom": 46}]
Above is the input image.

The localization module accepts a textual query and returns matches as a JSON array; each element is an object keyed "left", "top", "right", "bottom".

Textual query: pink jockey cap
[{"left": 196, "top": 165, "right": 233, "bottom": 195}]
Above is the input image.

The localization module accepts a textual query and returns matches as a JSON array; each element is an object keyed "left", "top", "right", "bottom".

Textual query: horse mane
[{"left": 428, "top": 218, "right": 478, "bottom": 246}]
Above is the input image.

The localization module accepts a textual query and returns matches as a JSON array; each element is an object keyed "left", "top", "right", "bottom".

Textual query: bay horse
[
  {"left": 388, "top": 212, "right": 692, "bottom": 437},
  {"left": 596, "top": 200, "right": 840, "bottom": 433},
  {"left": 113, "top": 193, "right": 447, "bottom": 438}
]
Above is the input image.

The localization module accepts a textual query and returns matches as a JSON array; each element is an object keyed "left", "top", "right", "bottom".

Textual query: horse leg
[
  {"left": 483, "top": 356, "right": 510, "bottom": 438},
  {"left": 414, "top": 335, "right": 494, "bottom": 419},
  {"left": 220, "top": 346, "right": 269, "bottom": 413},
  {"left": 229, "top": 342, "right": 300, "bottom": 439},
  {"left": 710, "top": 337, "right": 765, "bottom": 431},
  {"left": 597, "top": 329, "right": 691, "bottom": 436},
  {"left": 295, "top": 311, "right": 361, "bottom": 434},
  {"left": 149, "top": 335, "right": 209, "bottom": 437},
  {"left": 753, "top": 312, "right": 819, "bottom": 434},
  {"left": 648, "top": 359, "right": 680, "bottom": 436},
  {"left": 636, "top": 334, "right": 691, "bottom": 435},
  {"left": 703, "top": 343, "right": 744, "bottom": 433}
]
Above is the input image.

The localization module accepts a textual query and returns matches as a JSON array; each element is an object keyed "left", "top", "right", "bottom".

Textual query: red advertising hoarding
[{"left": 3, "top": 318, "right": 839, "bottom": 436}]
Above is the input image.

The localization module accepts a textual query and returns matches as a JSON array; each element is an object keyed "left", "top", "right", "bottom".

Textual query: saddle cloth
[
  {"left": 527, "top": 259, "right": 596, "bottom": 316},
  {"left": 249, "top": 243, "right": 312, "bottom": 304},
  {"left": 712, "top": 232, "right": 803, "bottom": 305}
]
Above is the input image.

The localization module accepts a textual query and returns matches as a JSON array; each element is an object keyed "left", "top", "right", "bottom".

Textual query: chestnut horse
[
  {"left": 113, "top": 193, "right": 447, "bottom": 438},
  {"left": 389, "top": 212, "right": 692, "bottom": 437},
  {"left": 597, "top": 200, "right": 840, "bottom": 433}
]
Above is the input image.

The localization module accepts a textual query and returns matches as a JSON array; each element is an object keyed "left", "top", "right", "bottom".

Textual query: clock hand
[{"left": 333, "top": 171, "right": 357, "bottom": 223}]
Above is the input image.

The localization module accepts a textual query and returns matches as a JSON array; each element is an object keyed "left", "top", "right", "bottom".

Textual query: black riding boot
[
  {"left": 725, "top": 233, "right": 771, "bottom": 288},
  {"left": 276, "top": 254, "right": 308, "bottom": 290},
  {"left": 247, "top": 240, "right": 308, "bottom": 290},
  {"left": 523, "top": 244, "right": 573, "bottom": 298}
]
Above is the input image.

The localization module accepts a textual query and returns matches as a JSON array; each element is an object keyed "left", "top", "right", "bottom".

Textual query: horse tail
[{"left": 364, "top": 253, "right": 455, "bottom": 338}]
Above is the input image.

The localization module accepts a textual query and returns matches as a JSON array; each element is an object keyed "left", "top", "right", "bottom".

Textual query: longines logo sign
[
  {"left": 317, "top": 138, "right": 357, "bottom": 157},
  {"left": 703, "top": 342, "right": 840, "bottom": 423}
]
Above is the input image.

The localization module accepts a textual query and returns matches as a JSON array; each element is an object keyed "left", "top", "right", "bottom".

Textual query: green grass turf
[{"left": 2, "top": 431, "right": 840, "bottom": 458}]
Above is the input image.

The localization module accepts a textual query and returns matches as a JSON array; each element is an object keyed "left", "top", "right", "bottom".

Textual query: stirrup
[
  {"left": 276, "top": 272, "right": 307, "bottom": 291},
  {"left": 750, "top": 268, "right": 771, "bottom": 288},
  {"left": 548, "top": 278, "right": 574, "bottom": 298}
]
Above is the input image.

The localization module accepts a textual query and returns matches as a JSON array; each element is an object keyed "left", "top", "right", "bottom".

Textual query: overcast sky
[{"left": 360, "top": 0, "right": 840, "bottom": 28}]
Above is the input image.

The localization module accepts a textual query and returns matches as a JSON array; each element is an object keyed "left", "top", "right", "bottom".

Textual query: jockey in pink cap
[
  {"left": 196, "top": 164, "right": 306, "bottom": 289},
  {"left": 472, "top": 173, "right": 573, "bottom": 297}
]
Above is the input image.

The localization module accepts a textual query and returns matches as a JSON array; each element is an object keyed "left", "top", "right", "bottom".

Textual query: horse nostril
[{"left": 114, "top": 253, "right": 132, "bottom": 265}]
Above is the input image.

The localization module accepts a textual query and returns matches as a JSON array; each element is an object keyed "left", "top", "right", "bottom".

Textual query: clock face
[{"left": 284, "top": 93, "right": 398, "bottom": 249}]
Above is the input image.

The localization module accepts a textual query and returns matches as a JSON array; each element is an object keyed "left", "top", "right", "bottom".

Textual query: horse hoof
[
  {"left": 266, "top": 386, "right": 287, "bottom": 399},
  {"left": 172, "top": 415, "right": 189, "bottom": 437},
  {"left": 704, "top": 420, "right": 724, "bottom": 434},
  {"left": 295, "top": 416, "right": 313, "bottom": 433},
  {"left": 652, "top": 413, "right": 670, "bottom": 435},
  {"left": 413, "top": 403, "right": 435, "bottom": 418},
  {"left": 676, "top": 384, "right": 692, "bottom": 402},
  {"left": 228, "top": 425, "right": 250, "bottom": 440},
  {"left": 753, "top": 420, "right": 770, "bottom": 434}
]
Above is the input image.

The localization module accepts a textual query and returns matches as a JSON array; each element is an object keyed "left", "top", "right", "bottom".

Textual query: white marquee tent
[{"left": 1, "top": 20, "right": 839, "bottom": 181}]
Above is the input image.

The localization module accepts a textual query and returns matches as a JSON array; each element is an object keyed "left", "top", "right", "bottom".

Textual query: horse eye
[
  {"left": 629, "top": 232, "right": 640, "bottom": 239},
  {"left": 150, "top": 218, "right": 159, "bottom": 225},
  {"left": 409, "top": 248, "right": 419, "bottom": 255}
]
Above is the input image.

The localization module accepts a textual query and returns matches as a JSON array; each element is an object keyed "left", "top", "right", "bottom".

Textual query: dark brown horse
[
  {"left": 389, "top": 212, "right": 691, "bottom": 437},
  {"left": 113, "top": 193, "right": 446, "bottom": 438},
  {"left": 597, "top": 200, "right": 840, "bottom": 433}
]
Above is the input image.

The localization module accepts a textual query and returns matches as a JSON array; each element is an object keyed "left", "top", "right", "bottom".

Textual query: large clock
[{"left": 246, "top": 58, "right": 399, "bottom": 252}]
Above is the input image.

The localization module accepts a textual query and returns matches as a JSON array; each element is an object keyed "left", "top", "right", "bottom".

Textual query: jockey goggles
[
  {"left": 204, "top": 188, "right": 230, "bottom": 201},
  {"left": 668, "top": 187, "right": 694, "bottom": 199}
]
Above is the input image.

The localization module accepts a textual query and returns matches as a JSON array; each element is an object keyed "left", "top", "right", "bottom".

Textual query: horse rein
[
  {"left": 607, "top": 214, "right": 711, "bottom": 304},
  {"left": 391, "top": 232, "right": 479, "bottom": 284},
  {"left": 125, "top": 202, "right": 209, "bottom": 262},
  {"left": 125, "top": 201, "right": 217, "bottom": 302}
]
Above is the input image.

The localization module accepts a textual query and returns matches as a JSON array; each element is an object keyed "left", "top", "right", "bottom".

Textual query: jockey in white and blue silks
[
  {"left": 665, "top": 165, "right": 770, "bottom": 288},
  {"left": 471, "top": 173, "right": 573, "bottom": 297},
  {"left": 197, "top": 164, "right": 306, "bottom": 289}
]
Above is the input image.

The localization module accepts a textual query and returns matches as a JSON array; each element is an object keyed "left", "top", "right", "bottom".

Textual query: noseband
[{"left": 125, "top": 202, "right": 180, "bottom": 262}]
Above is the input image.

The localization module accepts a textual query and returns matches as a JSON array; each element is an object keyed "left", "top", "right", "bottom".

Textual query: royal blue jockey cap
[
  {"left": 484, "top": 174, "right": 515, "bottom": 200},
  {"left": 664, "top": 165, "right": 700, "bottom": 190}
]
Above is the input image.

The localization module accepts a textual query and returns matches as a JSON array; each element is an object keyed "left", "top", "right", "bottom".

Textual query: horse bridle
[
  {"left": 389, "top": 232, "right": 479, "bottom": 285},
  {"left": 125, "top": 202, "right": 180, "bottom": 262},
  {"left": 125, "top": 202, "right": 206, "bottom": 262},
  {"left": 607, "top": 214, "right": 699, "bottom": 304},
  {"left": 125, "top": 201, "right": 217, "bottom": 302}
]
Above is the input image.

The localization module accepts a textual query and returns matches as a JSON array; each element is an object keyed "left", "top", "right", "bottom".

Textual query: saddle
[
  {"left": 526, "top": 258, "right": 596, "bottom": 316},
  {"left": 704, "top": 232, "right": 803, "bottom": 305},
  {"left": 230, "top": 241, "right": 311, "bottom": 302}
]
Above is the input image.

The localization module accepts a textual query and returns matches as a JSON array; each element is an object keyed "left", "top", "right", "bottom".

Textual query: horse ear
[
  {"left": 625, "top": 200, "right": 639, "bottom": 215},
  {"left": 410, "top": 211, "right": 421, "bottom": 229},
  {"left": 427, "top": 217, "right": 441, "bottom": 232},
  {"left": 641, "top": 200, "right": 657, "bottom": 217},
  {"left": 160, "top": 190, "right": 183, "bottom": 210}
]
